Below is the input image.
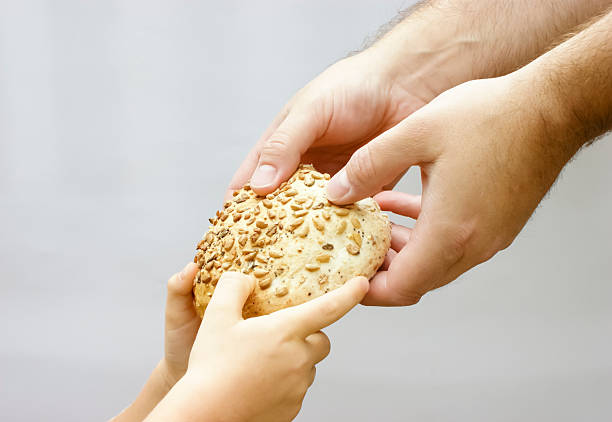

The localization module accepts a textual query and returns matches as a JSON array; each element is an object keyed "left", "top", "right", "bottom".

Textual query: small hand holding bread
[{"left": 193, "top": 164, "right": 391, "bottom": 318}]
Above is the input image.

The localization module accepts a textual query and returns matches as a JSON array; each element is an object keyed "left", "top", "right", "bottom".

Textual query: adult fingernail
[
  {"left": 327, "top": 169, "right": 351, "bottom": 203},
  {"left": 251, "top": 164, "right": 277, "bottom": 189}
]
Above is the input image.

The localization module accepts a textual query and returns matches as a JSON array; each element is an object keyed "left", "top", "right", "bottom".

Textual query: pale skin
[
  {"left": 112, "top": 265, "right": 369, "bottom": 421},
  {"left": 229, "top": 0, "right": 612, "bottom": 306},
  {"left": 111, "top": 263, "right": 201, "bottom": 422},
  {"left": 113, "top": 2, "right": 612, "bottom": 420}
]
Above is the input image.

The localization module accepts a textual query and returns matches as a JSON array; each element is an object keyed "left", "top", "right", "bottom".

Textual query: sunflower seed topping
[
  {"left": 275, "top": 286, "right": 288, "bottom": 297},
  {"left": 259, "top": 277, "right": 272, "bottom": 289},
  {"left": 253, "top": 268, "right": 269, "bottom": 278},
  {"left": 346, "top": 243, "right": 360, "bottom": 255},
  {"left": 316, "top": 253, "right": 331, "bottom": 263}
]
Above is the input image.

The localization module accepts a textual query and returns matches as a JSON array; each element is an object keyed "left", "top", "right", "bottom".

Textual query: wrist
[
  {"left": 145, "top": 372, "right": 218, "bottom": 422},
  {"left": 509, "top": 63, "right": 589, "bottom": 159},
  {"left": 157, "top": 358, "right": 185, "bottom": 394},
  {"left": 502, "top": 69, "right": 584, "bottom": 169},
  {"left": 365, "top": 7, "right": 479, "bottom": 102}
]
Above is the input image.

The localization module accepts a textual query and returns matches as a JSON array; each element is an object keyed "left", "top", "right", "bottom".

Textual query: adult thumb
[
  {"left": 250, "top": 104, "right": 324, "bottom": 195},
  {"left": 326, "top": 117, "right": 435, "bottom": 204}
]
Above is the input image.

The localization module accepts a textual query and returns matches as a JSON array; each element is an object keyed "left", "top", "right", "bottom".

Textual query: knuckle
[
  {"left": 441, "top": 223, "right": 473, "bottom": 266},
  {"left": 398, "top": 116, "right": 437, "bottom": 159},
  {"left": 498, "top": 235, "right": 515, "bottom": 252},
  {"left": 478, "top": 246, "right": 498, "bottom": 263},
  {"left": 403, "top": 115, "right": 432, "bottom": 140},
  {"left": 261, "top": 132, "right": 294, "bottom": 160},
  {"left": 320, "top": 337, "right": 331, "bottom": 358},
  {"left": 321, "top": 333, "right": 331, "bottom": 351},
  {"left": 390, "top": 281, "right": 425, "bottom": 306},
  {"left": 346, "top": 146, "right": 378, "bottom": 188},
  {"left": 397, "top": 291, "right": 423, "bottom": 306},
  {"left": 479, "top": 235, "right": 513, "bottom": 263}
]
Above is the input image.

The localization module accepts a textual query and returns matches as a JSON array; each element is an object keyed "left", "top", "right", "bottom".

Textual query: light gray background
[{"left": 1, "top": 1, "right": 610, "bottom": 421}]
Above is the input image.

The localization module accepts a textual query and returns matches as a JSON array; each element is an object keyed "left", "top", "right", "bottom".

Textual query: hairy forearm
[
  {"left": 369, "top": 0, "right": 611, "bottom": 98},
  {"left": 519, "top": 7, "right": 612, "bottom": 149}
]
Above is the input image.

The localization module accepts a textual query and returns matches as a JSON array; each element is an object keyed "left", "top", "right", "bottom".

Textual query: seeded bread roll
[{"left": 193, "top": 164, "right": 391, "bottom": 318}]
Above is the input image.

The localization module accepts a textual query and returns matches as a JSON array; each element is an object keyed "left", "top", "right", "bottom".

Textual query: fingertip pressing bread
[{"left": 193, "top": 164, "right": 391, "bottom": 318}]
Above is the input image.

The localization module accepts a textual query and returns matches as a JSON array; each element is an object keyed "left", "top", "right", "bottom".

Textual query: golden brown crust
[{"left": 193, "top": 164, "right": 391, "bottom": 318}]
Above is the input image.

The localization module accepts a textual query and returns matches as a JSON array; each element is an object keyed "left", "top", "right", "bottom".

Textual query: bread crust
[{"left": 193, "top": 164, "right": 391, "bottom": 318}]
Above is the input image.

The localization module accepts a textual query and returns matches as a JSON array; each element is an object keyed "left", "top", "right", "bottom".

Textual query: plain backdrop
[{"left": 1, "top": 1, "right": 610, "bottom": 421}]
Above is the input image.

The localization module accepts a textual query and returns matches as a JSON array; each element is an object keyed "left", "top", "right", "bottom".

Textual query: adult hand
[
  {"left": 329, "top": 75, "right": 583, "bottom": 306},
  {"left": 226, "top": 49, "right": 432, "bottom": 199},
  {"left": 226, "top": 0, "right": 608, "bottom": 201}
]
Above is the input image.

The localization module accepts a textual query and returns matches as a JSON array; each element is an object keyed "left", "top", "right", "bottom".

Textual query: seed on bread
[
  {"left": 192, "top": 164, "right": 390, "bottom": 319},
  {"left": 336, "top": 220, "right": 347, "bottom": 234},
  {"left": 223, "top": 236, "right": 234, "bottom": 251},
  {"left": 312, "top": 216, "right": 324, "bottom": 232},
  {"left": 346, "top": 243, "right": 360, "bottom": 255},
  {"left": 259, "top": 277, "right": 272, "bottom": 289},
  {"left": 275, "top": 286, "right": 288, "bottom": 297},
  {"left": 289, "top": 218, "right": 304, "bottom": 230},
  {"left": 316, "top": 253, "right": 331, "bottom": 263},
  {"left": 253, "top": 268, "right": 269, "bottom": 278},
  {"left": 199, "top": 270, "right": 211, "bottom": 283},
  {"left": 305, "top": 263, "right": 320, "bottom": 271},
  {"left": 269, "top": 249, "right": 284, "bottom": 258},
  {"left": 296, "top": 223, "right": 309, "bottom": 238}
]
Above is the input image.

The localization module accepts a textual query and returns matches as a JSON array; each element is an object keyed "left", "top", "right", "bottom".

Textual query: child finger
[
  {"left": 203, "top": 272, "right": 256, "bottom": 327},
  {"left": 166, "top": 263, "right": 199, "bottom": 319},
  {"left": 167, "top": 263, "right": 199, "bottom": 295},
  {"left": 304, "top": 331, "right": 331, "bottom": 364},
  {"left": 273, "top": 276, "right": 369, "bottom": 337}
]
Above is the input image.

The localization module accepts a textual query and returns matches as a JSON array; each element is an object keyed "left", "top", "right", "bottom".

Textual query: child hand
[
  {"left": 147, "top": 271, "right": 369, "bottom": 422},
  {"left": 111, "top": 263, "right": 201, "bottom": 422},
  {"left": 161, "top": 262, "right": 201, "bottom": 388}
]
